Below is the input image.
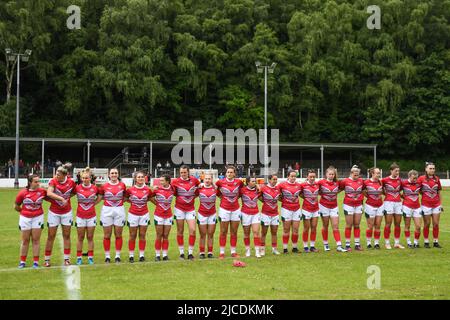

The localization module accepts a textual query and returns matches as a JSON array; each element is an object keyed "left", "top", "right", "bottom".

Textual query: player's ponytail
[{"left": 57, "top": 162, "right": 72, "bottom": 176}]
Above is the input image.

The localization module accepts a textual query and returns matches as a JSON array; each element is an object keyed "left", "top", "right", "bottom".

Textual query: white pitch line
[{"left": 57, "top": 228, "right": 82, "bottom": 300}]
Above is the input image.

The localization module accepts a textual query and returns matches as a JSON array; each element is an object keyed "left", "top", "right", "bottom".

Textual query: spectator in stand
[
  {"left": 19, "top": 159, "right": 24, "bottom": 175},
  {"left": 249, "top": 163, "right": 255, "bottom": 176},
  {"left": 33, "top": 162, "right": 41, "bottom": 175},
  {"left": 157, "top": 161, "right": 162, "bottom": 172},
  {"left": 165, "top": 161, "right": 171, "bottom": 169},
  {"left": 295, "top": 162, "right": 301, "bottom": 171},
  {"left": 237, "top": 162, "right": 244, "bottom": 178}
]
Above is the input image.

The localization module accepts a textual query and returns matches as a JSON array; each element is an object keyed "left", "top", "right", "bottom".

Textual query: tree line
[{"left": 1, "top": 0, "right": 449, "bottom": 162}]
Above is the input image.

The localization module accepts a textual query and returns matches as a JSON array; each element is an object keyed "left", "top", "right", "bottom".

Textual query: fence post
[
  {"left": 282, "top": 168, "right": 285, "bottom": 178},
  {"left": 174, "top": 168, "right": 176, "bottom": 178},
  {"left": 447, "top": 170, "right": 449, "bottom": 179},
  {"left": 9, "top": 167, "right": 11, "bottom": 178}
]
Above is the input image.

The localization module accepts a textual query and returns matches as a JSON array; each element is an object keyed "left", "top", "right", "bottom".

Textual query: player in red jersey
[
  {"left": 382, "top": 163, "right": 404, "bottom": 249},
  {"left": 401, "top": 170, "right": 422, "bottom": 248},
  {"left": 15, "top": 175, "right": 52, "bottom": 268},
  {"left": 363, "top": 168, "right": 384, "bottom": 249},
  {"left": 197, "top": 174, "right": 217, "bottom": 259},
  {"left": 98, "top": 168, "right": 127, "bottom": 263},
  {"left": 125, "top": 171, "right": 151, "bottom": 262},
  {"left": 300, "top": 170, "right": 320, "bottom": 253},
  {"left": 75, "top": 168, "right": 101, "bottom": 265},
  {"left": 418, "top": 162, "right": 442, "bottom": 248},
  {"left": 216, "top": 166, "right": 244, "bottom": 258},
  {"left": 44, "top": 163, "right": 76, "bottom": 267},
  {"left": 150, "top": 174, "right": 175, "bottom": 261},
  {"left": 318, "top": 166, "right": 347, "bottom": 252},
  {"left": 172, "top": 165, "right": 200, "bottom": 260},
  {"left": 339, "top": 165, "right": 364, "bottom": 251},
  {"left": 240, "top": 176, "right": 262, "bottom": 258},
  {"left": 278, "top": 170, "right": 302, "bottom": 254},
  {"left": 259, "top": 174, "right": 281, "bottom": 255}
]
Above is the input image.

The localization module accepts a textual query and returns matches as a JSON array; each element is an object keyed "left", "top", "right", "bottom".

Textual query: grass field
[{"left": 0, "top": 188, "right": 449, "bottom": 300}]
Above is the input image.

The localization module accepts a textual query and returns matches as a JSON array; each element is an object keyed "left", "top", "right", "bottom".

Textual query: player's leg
[
  {"left": 62, "top": 224, "right": 72, "bottom": 265},
  {"left": 19, "top": 228, "right": 31, "bottom": 268},
  {"left": 309, "top": 216, "right": 319, "bottom": 252},
  {"left": 128, "top": 225, "right": 138, "bottom": 261},
  {"left": 353, "top": 212, "right": 362, "bottom": 250},
  {"left": 198, "top": 220, "right": 207, "bottom": 258},
  {"left": 230, "top": 219, "right": 241, "bottom": 257},
  {"left": 282, "top": 217, "right": 291, "bottom": 254},
  {"left": 86, "top": 225, "right": 95, "bottom": 264},
  {"left": 366, "top": 215, "right": 374, "bottom": 248},
  {"left": 344, "top": 212, "right": 353, "bottom": 251},
  {"left": 176, "top": 218, "right": 185, "bottom": 257},
  {"left": 162, "top": 223, "right": 172, "bottom": 260},
  {"left": 219, "top": 219, "right": 230, "bottom": 258},
  {"left": 393, "top": 206, "right": 404, "bottom": 248},
  {"left": 423, "top": 212, "right": 431, "bottom": 248},
  {"left": 412, "top": 214, "right": 422, "bottom": 248},
  {"left": 270, "top": 222, "right": 279, "bottom": 255},
  {"left": 251, "top": 219, "right": 261, "bottom": 257},
  {"left": 138, "top": 224, "right": 148, "bottom": 261},
  {"left": 186, "top": 214, "right": 197, "bottom": 259},
  {"left": 331, "top": 215, "right": 345, "bottom": 252},
  {"left": 76, "top": 225, "right": 86, "bottom": 265},
  {"left": 207, "top": 219, "right": 216, "bottom": 258},
  {"left": 243, "top": 223, "right": 251, "bottom": 257},
  {"left": 154, "top": 223, "right": 163, "bottom": 261},
  {"left": 403, "top": 213, "right": 412, "bottom": 248},
  {"left": 31, "top": 227, "right": 42, "bottom": 267},
  {"left": 302, "top": 217, "right": 311, "bottom": 252},
  {"left": 113, "top": 225, "right": 124, "bottom": 261},
  {"left": 260, "top": 218, "right": 269, "bottom": 256},
  {"left": 432, "top": 211, "right": 441, "bottom": 247},
  {"left": 321, "top": 215, "right": 330, "bottom": 251},
  {"left": 102, "top": 225, "right": 112, "bottom": 262}
]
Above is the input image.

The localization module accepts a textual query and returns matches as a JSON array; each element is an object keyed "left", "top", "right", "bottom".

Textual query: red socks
[
  {"left": 244, "top": 237, "right": 251, "bottom": 246},
  {"left": 366, "top": 229, "right": 373, "bottom": 238},
  {"left": 414, "top": 230, "right": 421, "bottom": 240},
  {"left": 405, "top": 230, "right": 411, "bottom": 238},
  {"left": 310, "top": 231, "right": 317, "bottom": 241},
  {"left": 321, "top": 229, "right": 328, "bottom": 241},
  {"left": 254, "top": 237, "right": 261, "bottom": 246},
  {"left": 302, "top": 231, "right": 308, "bottom": 242},
  {"left": 77, "top": 250, "right": 82, "bottom": 257},
  {"left": 103, "top": 238, "right": 111, "bottom": 252},
  {"left": 162, "top": 239, "right": 169, "bottom": 251},
  {"left": 354, "top": 227, "right": 360, "bottom": 238},
  {"left": 374, "top": 230, "right": 381, "bottom": 240},
  {"left": 177, "top": 235, "right": 184, "bottom": 246},
  {"left": 345, "top": 227, "right": 351, "bottom": 239},
  {"left": 282, "top": 235, "right": 289, "bottom": 245},
  {"left": 189, "top": 235, "right": 196, "bottom": 247},
  {"left": 384, "top": 226, "right": 391, "bottom": 239},
  {"left": 292, "top": 233, "right": 299, "bottom": 244},
  {"left": 333, "top": 230, "right": 341, "bottom": 242},
  {"left": 433, "top": 226, "right": 439, "bottom": 239},
  {"left": 230, "top": 235, "right": 237, "bottom": 247},
  {"left": 138, "top": 240, "right": 146, "bottom": 251},
  {"left": 423, "top": 227, "right": 430, "bottom": 239},
  {"left": 129, "top": 240, "right": 136, "bottom": 251},
  {"left": 154, "top": 239, "right": 162, "bottom": 251},
  {"left": 219, "top": 235, "right": 226, "bottom": 247},
  {"left": 115, "top": 237, "right": 123, "bottom": 251},
  {"left": 394, "top": 226, "right": 401, "bottom": 239}
]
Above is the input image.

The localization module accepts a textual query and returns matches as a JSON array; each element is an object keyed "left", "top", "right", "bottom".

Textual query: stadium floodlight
[
  {"left": 7, "top": 49, "right": 31, "bottom": 188},
  {"left": 254, "top": 61, "right": 276, "bottom": 181}
]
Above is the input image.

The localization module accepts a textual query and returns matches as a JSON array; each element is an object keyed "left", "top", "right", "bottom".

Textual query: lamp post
[
  {"left": 255, "top": 61, "right": 276, "bottom": 181},
  {"left": 5, "top": 49, "right": 32, "bottom": 188}
]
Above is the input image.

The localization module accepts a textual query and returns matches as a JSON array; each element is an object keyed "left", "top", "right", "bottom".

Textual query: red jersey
[
  {"left": 340, "top": 178, "right": 364, "bottom": 206},
  {"left": 301, "top": 181, "right": 320, "bottom": 212},
  {"left": 15, "top": 188, "right": 47, "bottom": 218},
  {"left": 153, "top": 186, "right": 175, "bottom": 218},
  {"left": 260, "top": 185, "right": 280, "bottom": 216},
  {"left": 99, "top": 181, "right": 127, "bottom": 207},
  {"left": 75, "top": 184, "right": 98, "bottom": 219},
  {"left": 172, "top": 176, "right": 200, "bottom": 212},
  {"left": 216, "top": 178, "right": 244, "bottom": 211},
  {"left": 382, "top": 176, "right": 402, "bottom": 202},
  {"left": 278, "top": 181, "right": 302, "bottom": 211},
  {"left": 401, "top": 179, "right": 421, "bottom": 209},
  {"left": 364, "top": 179, "right": 383, "bottom": 208},
  {"left": 240, "top": 186, "right": 260, "bottom": 215},
  {"left": 198, "top": 185, "right": 217, "bottom": 216},
  {"left": 126, "top": 185, "right": 151, "bottom": 216},
  {"left": 318, "top": 179, "right": 339, "bottom": 209},
  {"left": 48, "top": 177, "right": 76, "bottom": 214},
  {"left": 417, "top": 175, "right": 441, "bottom": 208}
]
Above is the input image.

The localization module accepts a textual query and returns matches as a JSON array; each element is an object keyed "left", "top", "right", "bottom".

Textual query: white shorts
[
  {"left": 364, "top": 204, "right": 384, "bottom": 219},
  {"left": 280, "top": 208, "right": 301, "bottom": 222},
  {"left": 260, "top": 213, "right": 279, "bottom": 226},
  {"left": 47, "top": 210, "right": 73, "bottom": 227},
  {"left": 218, "top": 208, "right": 241, "bottom": 222},
  {"left": 384, "top": 201, "right": 402, "bottom": 215},
  {"left": 76, "top": 216, "right": 97, "bottom": 228},
  {"left": 19, "top": 215, "right": 44, "bottom": 231},
  {"left": 174, "top": 208, "right": 196, "bottom": 221},
  {"left": 421, "top": 205, "right": 442, "bottom": 216},
  {"left": 319, "top": 204, "right": 339, "bottom": 218},
  {"left": 302, "top": 209, "right": 320, "bottom": 220},
  {"left": 127, "top": 212, "right": 150, "bottom": 227},
  {"left": 154, "top": 215, "right": 173, "bottom": 226},
  {"left": 343, "top": 204, "right": 363, "bottom": 215},
  {"left": 197, "top": 213, "right": 217, "bottom": 225},
  {"left": 241, "top": 212, "right": 261, "bottom": 226},
  {"left": 100, "top": 206, "right": 126, "bottom": 227},
  {"left": 402, "top": 206, "right": 422, "bottom": 218}
]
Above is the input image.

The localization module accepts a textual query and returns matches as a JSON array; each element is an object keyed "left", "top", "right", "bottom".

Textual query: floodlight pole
[{"left": 6, "top": 49, "right": 31, "bottom": 188}]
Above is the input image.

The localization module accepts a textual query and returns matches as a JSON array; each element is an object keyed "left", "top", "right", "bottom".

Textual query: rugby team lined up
[{"left": 14, "top": 162, "right": 443, "bottom": 269}]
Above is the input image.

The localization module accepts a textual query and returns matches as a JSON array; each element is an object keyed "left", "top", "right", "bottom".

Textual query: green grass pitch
[{"left": 0, "top": 188, "right": 449, "bottom": 300}]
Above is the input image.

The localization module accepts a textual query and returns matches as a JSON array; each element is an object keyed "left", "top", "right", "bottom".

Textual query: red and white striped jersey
[
  {"left": 364, "top": 179, "right": 383, "bottom": 208},
  {"left": 318, "top": 179, "right": 339, "bottom": 209},
  {"left": 198, "top": 185, "right": 217, "bottom": 216},
  {"left": 260, "top": 185, "right": 281, "bottom": 216},
  {"left": 240, "top": 186, "right": 260, "bottom": 215},
  {"left": 48, "top": 177, "right": 76, "bottom": 214},
  {"left": 172, "top": 176, "right": 200, "bottom": 212},
  {"left": 126, "top": 185, "right": 151, "bottom": 216},
  {"left": 417, "top": 175, "right": 441, "bottom": 208},
  {"left": 278, "top": 181, "right": 302, "bottom": 211},
  {"left": 153, "top": 185, "right": 175, "bottom": 218},
  {"left": 216, "top": 178, "right": 243, "bottom": 211},
  {"left": 401, "top": 179, "right": 421, "bottom": 209},
  {"left": 340, "top": 178, "right": 364, "bottom": 206},
  {"left": 15, "top": 188, "right": 47, "bottom": 218},
  {"left": 301, "top": 181, "right": 320, "bottom": 212},
  {"left": 99, "top": 181, "right": 127, "bottom": 207},
  {"left": 75, "top": 184, "right": 98, "bottom": 219},
  {"left": 382, "top": 176, "right": 402, "bottom": 202}
]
